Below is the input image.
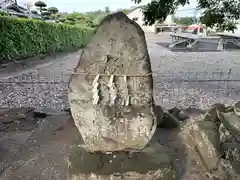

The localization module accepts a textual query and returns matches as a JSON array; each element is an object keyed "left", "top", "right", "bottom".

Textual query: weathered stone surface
[
  {"left": 234, "top": 101, "right": 240, "bottom": 117},
  {"left": 67, "top": 138, "right": 175, "bottom": 180},
  {"left": 68, "top": 12, "right": 158, "bottom": 152},
  {"left": 0, "top": 107, "right": 34, "bottom": 123},
  {"left": 180, "top": 120, "right": 227, "bottom": 180},
  {"left": 0, "top": 107, "right": 37, "bottom": 132},
  {"left": 180, "top": 102, "right": 240, "bottom": 179},
  {"left": 218, "top": 111, "right": 240, "bottom": 136}
]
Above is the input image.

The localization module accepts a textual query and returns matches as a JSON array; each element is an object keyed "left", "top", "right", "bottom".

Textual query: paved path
[
  {"left": 0, "top": 110, "right": 79, "bottom": 180},
  {"left": 0, "top": 108, "right": 188, "bottom": 180}
]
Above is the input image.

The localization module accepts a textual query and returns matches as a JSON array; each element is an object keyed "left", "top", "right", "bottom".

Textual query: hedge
[{"left": 0, "top": 16, "right": 94, "bottom": 62}]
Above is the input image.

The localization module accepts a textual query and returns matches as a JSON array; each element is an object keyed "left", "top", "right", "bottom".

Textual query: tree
[
  {"left": 31, "top": 10, "right": 38, "bottom": 15},
  {"left": 48, "top": 7, "right": 58, "bottom": 14},
  {"left": 58, "top": 17, "right": 66, "bottom": 23},
  {"left": 51, "top": 12, "right": 61, "bottom": 20},
  {"left": 132, "top": 0, "right": 240, "bottom": 32},
  {"left": 174, "top": 16, "right": 197, "bottom": 26},
  {"left": 105, "top": 6, "right": 110, "bottom": 13},
  {"left": 42, "top": 8, "right": 48, "bottom": 12},
  {"left": 117, "top": 8, "right": 132, "bottom": 14},
  {"left": 42, "top": 11, "right": 50, "bottom": 16},
  {"left": 47, "top": 7, "right": 59, "bottom": 20},
  {"left": 34, "top": 1, "right": 47, "bottom": 19},
  {"left": 57, "top": 12, "right": 98, "bottom": 27}
]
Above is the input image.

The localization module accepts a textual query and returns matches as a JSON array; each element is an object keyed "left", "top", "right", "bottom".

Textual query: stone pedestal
[{"left": 67, "top": 139, "right": 175, "bottom": 180}]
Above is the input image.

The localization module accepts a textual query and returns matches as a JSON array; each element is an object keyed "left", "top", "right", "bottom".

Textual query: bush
[
  {"left": 0, "top": 16, "right": 94, "bottom": 62},
  {"left": 0, "top": 11, "right": 9, "bottom": 16}
]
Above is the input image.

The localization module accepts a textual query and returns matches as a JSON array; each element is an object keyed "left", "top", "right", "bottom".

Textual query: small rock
[
  {"left": 178, "top": 110, "right": 188, "bottom": 121},
  {"left": 234, "top": 101, "right": 240, "bottom": 117},
  {"left": 158, "top": 111, "right": 180, "bottom": 129},
  {"left": 168, "top": 107, "right": 180, "bottom": 117}
]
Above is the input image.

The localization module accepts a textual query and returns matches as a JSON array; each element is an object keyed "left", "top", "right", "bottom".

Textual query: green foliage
[
  {"left": 85, "top": 10, "right": 110, "bottom": 25},
  {"left": 35, "top": 1, "right": 47, "bottom": 19},
  {"left": 31, "top": 10, "right": 38, "bottom": 15},
  {"left": 42, "top": 8, "right": 48, "bottom": 11},
  {"left": 43, "top": 15, "right": 50, "bottom": 20},
  {"left": 0, "top": 11, "right": 9, "bottom": 16},
  {"left": 132, "top": 0, "right": 189, "bottom": 26},
  {"left": 42, "top": 11, "right": 50, "bottom": 16},
  {"left": 48, "top": 7, "right": 59, "bottom": 14},
  {"left": 59, "top": 12, "right": 97, "bottom": 28},
  {"left": 116, "top": 8, "right": 132, "bottom": 14},
  {"left": 0, "top": 16, "right": 94, "bottom": 62},
  {"left": 65, "top": 19, "right": 75, "bottom": 25},
  {"left": 105, "top": 6, "right": 110, "bottom": 13},
  {"left": 58, "top": 17, "right": 66, "bottom": 22},
  {"left": 174, "top": 16, "right": 197, "bottom": 25},
  {"left": 34, "top": 1, "right": 47, "bottom": 8},
  {"left": 133, "top": 0, "right": 240, "bottom": 32},
  {"left": 50, "top": 12, "right": 61, "bottom": 20}
]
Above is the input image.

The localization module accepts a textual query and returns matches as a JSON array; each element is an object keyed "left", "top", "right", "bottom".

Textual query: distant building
[
  {"left": 126, "top": 6, "right": 174, "bottom": 33},
  {"left": 0, "top": 0, "right": 42, "bottom": 19}
]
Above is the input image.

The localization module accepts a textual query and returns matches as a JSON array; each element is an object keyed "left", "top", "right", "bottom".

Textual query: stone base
[{"left": 67, "top": 139, "right": 176, "bottom": 180}]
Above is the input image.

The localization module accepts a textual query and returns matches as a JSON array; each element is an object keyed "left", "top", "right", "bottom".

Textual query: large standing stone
[{"left": 68, "top": 12, "right": 158, "bottom": 152}]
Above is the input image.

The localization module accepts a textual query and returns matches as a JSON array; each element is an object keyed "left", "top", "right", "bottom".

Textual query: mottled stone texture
[
  {"left": 67, "top": 138, "right": 175, "bottom": 180},
  {"left": 68, "top": 12, "right": 158, "bottom": 152}
]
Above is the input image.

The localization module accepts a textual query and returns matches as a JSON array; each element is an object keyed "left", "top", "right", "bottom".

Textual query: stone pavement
[
  {"left": 0, "top": 108, "right": 79, "bottom": 180},
  {"left": 0, "top": 107, "right": 188, "bottom": 180}
]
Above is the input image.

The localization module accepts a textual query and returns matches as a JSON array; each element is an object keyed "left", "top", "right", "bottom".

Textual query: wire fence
[{"left": 0, "top": 68, "right": 239, "bottom": 110}]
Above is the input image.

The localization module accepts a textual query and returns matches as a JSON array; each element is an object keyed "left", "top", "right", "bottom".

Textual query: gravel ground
[
  {"left": 0, "top": 32, "right": 239, "bottom": 110},
  {"left": 0, "top": 52, "right": 80, "bottom": 110}
]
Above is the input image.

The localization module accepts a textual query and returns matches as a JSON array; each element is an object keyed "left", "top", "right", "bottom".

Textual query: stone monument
[
  {"left": 68, "top": 11, "right": 159, "bottom": 152},
  {"left": 67, "top": 12, "right": 174, "bottom": 180}
]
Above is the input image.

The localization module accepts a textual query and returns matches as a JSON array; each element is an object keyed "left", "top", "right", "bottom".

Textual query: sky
[{"left": 18, "top": 0, "right": 198, "bottom": 17}]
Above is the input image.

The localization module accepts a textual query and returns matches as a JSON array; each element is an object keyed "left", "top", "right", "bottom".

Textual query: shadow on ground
[
  {"left": 156, "top": 42, "right": 222, "bottom": 52},
  {"left": 0, "top": 106, "right": 209, "bottom": 180},
  {"left": 154, "top": 105, "right": 188, "bottom": 180}
]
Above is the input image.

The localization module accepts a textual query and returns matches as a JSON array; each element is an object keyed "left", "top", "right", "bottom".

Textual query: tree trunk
[{"left": 40, "top": 7, "right": 43, "bottom": 20}]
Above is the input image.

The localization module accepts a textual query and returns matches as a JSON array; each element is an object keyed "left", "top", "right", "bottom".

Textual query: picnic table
[
  {"left": 213, "top": 32, "right": 240, "bottom": 48},
  {"left": 169, "top": 32, "right": 223, "bottom": 50}
]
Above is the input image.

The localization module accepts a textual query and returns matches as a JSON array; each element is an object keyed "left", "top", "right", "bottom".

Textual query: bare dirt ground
[{"left": 0, "top": 32, "right": 240, "bottom": 180}]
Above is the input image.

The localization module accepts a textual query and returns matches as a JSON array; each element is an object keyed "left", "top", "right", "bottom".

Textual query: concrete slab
[{"left": 0, "top": 113, "right": 78, "bottom": 180}]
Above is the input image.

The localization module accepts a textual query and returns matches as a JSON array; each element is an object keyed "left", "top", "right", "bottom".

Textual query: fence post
[{"left": 227, "top": 68, "right": 232, "bottom": 88}]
